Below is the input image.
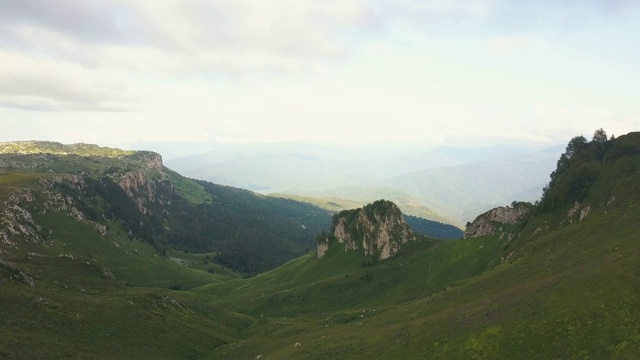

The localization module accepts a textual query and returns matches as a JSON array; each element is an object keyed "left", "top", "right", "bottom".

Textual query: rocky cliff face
[
  {"left": 464, "top": 202, "right": 532, "bottom": 239},
  {"left": 317, "top": 200, "right": 416, "bottom": 261},
  {"left": 0, "top": 145, "right": 173, "bottom": 250},
  {"left": 118, "top": 152, "right": 180, "bottom": 214}
]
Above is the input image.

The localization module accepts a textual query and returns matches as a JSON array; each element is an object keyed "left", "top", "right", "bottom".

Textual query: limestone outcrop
[
  {"left": 464, "top": 202, "right": 532, "bottom": 238},
  {"left": 317, "top": 200, "right": 416, "bottom": 261}
]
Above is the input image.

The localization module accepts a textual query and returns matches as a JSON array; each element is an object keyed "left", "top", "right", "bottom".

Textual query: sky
[{"left": 1, "top": 0, "right": 639, "bottom": 149}]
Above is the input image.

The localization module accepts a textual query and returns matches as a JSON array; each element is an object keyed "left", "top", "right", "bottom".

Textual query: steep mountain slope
[{"left": 0, "top": 141, "right": 332, "bottom": 275}]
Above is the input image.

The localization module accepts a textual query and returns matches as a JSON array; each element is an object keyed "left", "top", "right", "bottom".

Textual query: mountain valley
[{"left": 1, "top": 132, "right": 640, "bottom": 359}]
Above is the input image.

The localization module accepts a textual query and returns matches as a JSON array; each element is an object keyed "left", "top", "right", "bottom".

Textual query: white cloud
[
  {"left": 0, "top": 48, "right": 138, "bottom": 111},
  {"left": 0, "top": 0, "right": 639, "bottom": 147}
]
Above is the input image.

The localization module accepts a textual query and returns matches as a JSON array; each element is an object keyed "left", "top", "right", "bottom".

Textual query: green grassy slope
[
  {"left": 1, "top": 134, "right": 639, "bottom": 359},
  {"left": 195, "top": 191, "right": 640, "bottom": 360},
  {"left": 0, "top": 142, "right": 332, "bottom": 358},
  {"left": 197, "top": 232, "right": 506, "bottom": 314},
  {"left": 0, "top": 206, "right": 247, "bottom": 359},
  {"left": 196, "top": 132, "right": 640, "bottom": 359}
]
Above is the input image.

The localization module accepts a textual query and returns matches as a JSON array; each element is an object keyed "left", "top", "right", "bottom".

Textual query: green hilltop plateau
[{"left": 1, "top": 132, "right": 640, "bottom": 359}]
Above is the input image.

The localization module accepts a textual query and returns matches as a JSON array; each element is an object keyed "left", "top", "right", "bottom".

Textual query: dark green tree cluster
[
  {"left": 538, "top": 129, "right": 640, "bottom": 214},
  {"left": 403, "top": 215, "right": 463, "bottom": 239},
  {"left": 164, "top": 181, "right": 332, "bottom": 274},
  {"left": 362, "top": 199, "right": 402, "bottom": 220}
]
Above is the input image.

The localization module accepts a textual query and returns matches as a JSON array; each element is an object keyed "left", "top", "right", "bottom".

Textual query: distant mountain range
[{"left": 165, "top": 142, "right": 564, "bottom": 224}]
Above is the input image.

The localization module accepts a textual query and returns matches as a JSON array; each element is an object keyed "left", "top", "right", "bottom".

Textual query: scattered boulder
[{"left": 101, "top": 268, "right": 115, "bottom": 280}]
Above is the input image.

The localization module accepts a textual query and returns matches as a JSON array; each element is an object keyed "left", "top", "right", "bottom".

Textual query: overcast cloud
[{"left": 1, "top": 0, "right": 639, "bottom": 147}]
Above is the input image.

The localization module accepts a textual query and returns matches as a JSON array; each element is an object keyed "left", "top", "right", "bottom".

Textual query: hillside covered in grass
[
  {"left": 194, "top": 130, "right": 640, "bottom": 359},
  {"left": 2, "top": 131, "right": 640, "bottom": 359}
]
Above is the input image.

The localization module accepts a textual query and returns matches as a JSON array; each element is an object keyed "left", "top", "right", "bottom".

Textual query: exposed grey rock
[
  {"left": 0, "top": 147, "right": 171, "bottom": 250},
  {"left": 464, "top": 203, "right": 532, "bottom": 238},
  {"left": 118, "top": 160, "right": 175, "bottom": 215},
  {"left": 42, "top": 175, "right": 85, "bottom": 191},
  {"left": 1, "top": 259, "right": 36, "bottom": 288},
  {"left": 0, "top": 204, "right": 43, "bottom": 245},
  {"left": 40, "top": 190, "right": 86, "bottom": 221},
  {"left": 4, "top": 189, "right": 35, "bottom": 206},
  {"left": 96, "top": 224, "right": 109, "bottom": 236},
  {"left": 318, "top": 200, "right": 416, "bottom": 261},
  {"left": 316, "top": 237, "right": 329, "bottom": 259},
  {"left": 567, "top": 201, "right": 591, "bottom": 224}
]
